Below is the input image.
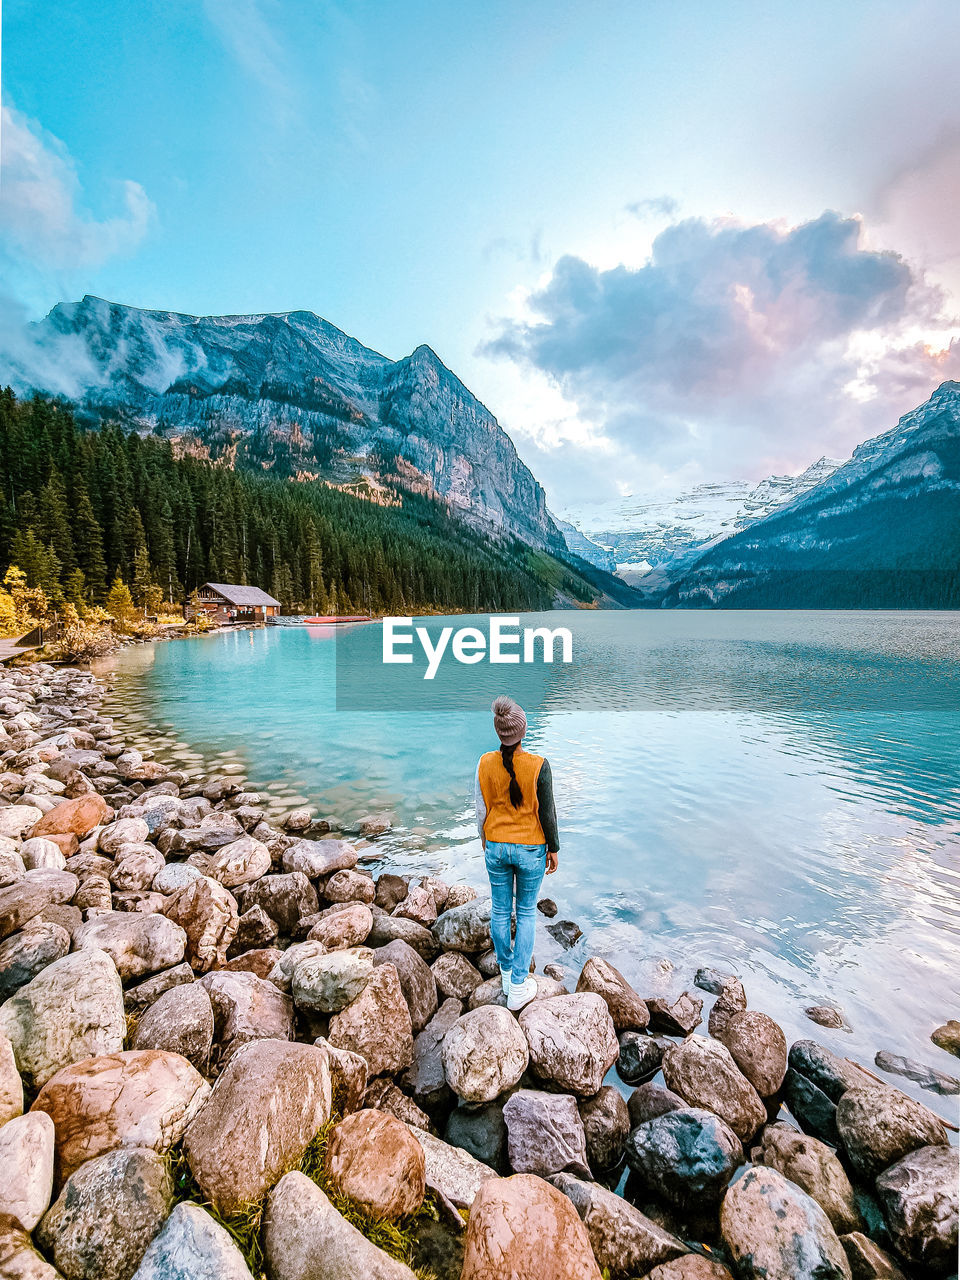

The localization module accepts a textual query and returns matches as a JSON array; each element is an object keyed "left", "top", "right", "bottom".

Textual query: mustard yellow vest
[{"left": 478, "top": 747, "right": 546, "bottom": 845}]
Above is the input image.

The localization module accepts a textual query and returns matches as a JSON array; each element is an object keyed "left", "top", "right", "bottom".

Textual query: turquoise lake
[{"left": 99, "top": 610, "right": 960, "bottom": 1122}]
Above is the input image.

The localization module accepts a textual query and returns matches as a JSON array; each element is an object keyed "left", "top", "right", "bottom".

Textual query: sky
[{"left": 2, "top": 0, "right": 960, "bottom": 509}]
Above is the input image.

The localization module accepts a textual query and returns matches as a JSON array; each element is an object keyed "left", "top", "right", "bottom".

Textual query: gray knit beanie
[{"left": 492, "top": 695, "right": 526, "bottom": 746}]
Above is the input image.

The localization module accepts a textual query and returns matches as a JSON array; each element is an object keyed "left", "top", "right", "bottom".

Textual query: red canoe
[{"left": 302, "top": 615, "right": 373, "bottom": 625}]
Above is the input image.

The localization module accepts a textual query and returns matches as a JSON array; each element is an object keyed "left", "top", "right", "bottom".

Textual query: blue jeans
[{"left": 484, "top": 840, "right": 546, "bottom": 984}]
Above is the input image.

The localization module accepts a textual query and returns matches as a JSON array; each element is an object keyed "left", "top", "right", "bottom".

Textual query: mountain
[
  {"left": 549, "top": 514, "right": 617, "bottom": 572},
  {"left": 557, "top": 457, "right": 842, "bottom": 578},
  {"left": 644, "top": 381, "right": 960, "bottom": 608},
  {"left": 27, "top": 296, "right": 566, "bottom": 553}
]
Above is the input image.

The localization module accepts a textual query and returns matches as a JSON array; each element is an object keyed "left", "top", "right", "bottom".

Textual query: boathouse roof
[{"left": 202, "top": 582, "right": 282, "bottom": 607}]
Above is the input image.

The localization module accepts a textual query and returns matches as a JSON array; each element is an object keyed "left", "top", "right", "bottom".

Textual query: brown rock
[
  {"left": 324, "top": 1108, "right": 426, "bottom": 1220},
  {"left": 374, "top": 873, "right": 409, "bottom": 912},
  {"left": 163, "top": 875, "right": 239, "bottom": 973},
  {"left": 183, "top": 1039, "right": 332, "bottom": 1213},
  {"left": 73, "top": 911, "right": 187, "bottom": 979},
  {"left": 0, "top": 1213, "right": 62, "bottom": 1279},
  {"left": 363, "top": 1078, "right": 431, "bottom": 1131},
  {"left": 218, "top": 946, "right": 284, "bottom": 978},
  {"left": 29, "top": 794, "right": 111, "bottom": 840},
  {"left": 707, "top": 978, "right": 746, "bottom": 1038},
  {"left": 31, "top": 1049, "right": 210, "bottom": 1184},
  {"left": 647, "top": 990, "right": 703, "bottom": 1036},
  {"left": 502, "top": 1089, "right": 590, "bottom": 1179},
  {"left": 393, "top": 884, "right": 438, "bottom": 926},
  {"left": 131, "top": 982, "right": 214, "bottom": 1073},
  {"left": 875, "top": 1144, "right": 958, "bottom": 1273},
  {"left": 460, "top": 1173, "right": 603, "bottom": 1280},
  {"left": 576, "top": 956, "right": 650, "bottom": 1032},
  {"left": 307, "top": 901, "right": 373, "bottom": 949},
  {"left": 199, "top": 969, "right": 295, "bottom": 1066},
  {"left": 0, "top": 870, "right": 78, "bottom": 940},
  {"left": 551, "top": 1171, "right": 687, "bottom": 1278},
  {"left": 835, "top": 1084, "right": 948, "bottom": 1180},
  {"left": 647, "top": 1258, "right": 733, "bottom": 1280},
  {"left": 324, "top": 868, "right": 376, "bottom": 904},
  {"left": 328, "top": 963, "right": 414, "bottom": 1077},
  {"left": 441, "top": 1005, "right": 529, "bottom": 1104},
  {"left": 579, "top": 1084, "right": 630, "bottom": 1173},
  {"left": 662, "top": 1035, "right": 767, "bottom": 1142},
  {"left": 314, "top": 1036, "right": 368, "bottom": 1114},
  {"left": 402, "top": 997, "right": 462, "bottom": 1113},
  {"left": 373, "top": 938, "right": 438, "bottom": 1033},
  {"left": 752, "top": 1122, "right": 860, "bottom": 1234},
  {"left": 519, "top": 993, "right": 620, "bottom": 1096},
  {"left": 840, "top": 1232, "right": 909, "bottom": 1280},
  {"left": 235, "top": 871, "right": 318, "bottom": 933},
  {"left": 717, "top": 1009, "right": 788, "bottom": 1097},
  {"left": 432, "top": 952, "right": 482, "bottom": 1000},
  {"left": 0, "top": 919, "right": 70, "bottom": 1002}
]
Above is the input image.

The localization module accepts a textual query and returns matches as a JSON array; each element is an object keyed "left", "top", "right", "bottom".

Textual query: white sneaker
[
  {"left": 500, "top": 967, "right": 512, "bottom": 996},
  {"left": 507, "top": 976, "right": 538, "bottom": 1012}
]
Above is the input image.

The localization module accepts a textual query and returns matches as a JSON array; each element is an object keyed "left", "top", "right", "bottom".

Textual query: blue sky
[{"left": 3, "top": 0, "right": 960, "bottom": 506}]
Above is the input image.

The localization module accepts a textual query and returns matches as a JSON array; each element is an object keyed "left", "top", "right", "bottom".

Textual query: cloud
[
  {"left": 203, "top": 0, "right": 298, "bottom": 126},
  {"left": 625, "top": 195, "right": 679, "bottom": 220},
  {"left": 0, "top": 106, "right": 152, "bottom": 272},
  {"left": 482, "top": 210, "right": 960, "bottom": 493}
]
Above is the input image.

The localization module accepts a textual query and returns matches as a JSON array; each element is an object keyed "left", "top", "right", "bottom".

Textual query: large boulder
[
  {"left": 235, "top": 871, "right": 318, "bottom": 934},
  {"left": 163, "top": 876, "right": 238, "bottom": 973},
  {"left": 0, "top": 919, "right": 70, "bottom": 1002},
  {"left": 460, "top": 1173, "right": 603, "bottom": 1280},
  {"left": 519, "top": 993, "right": 619, "bottom": 1096},
  {"left": 720, "top": 1166, "right": 852, "bottom": 1280},
  {"left": 716, "top": 1009, "right": 787, "bottom": 1097},
  {"left": 292, "top": 947, "right": 374, "bottom": 1013},
  {"left": 372, "top": 938, "right": 438, "bottom": 1033},
  {"left": 441, "top": 1005, "right": 529, "bottom": 1103},
  {"left": 0, "top": 805, "right": 43, "bottom": 840},
  {"left": 789, "top": 1041, "right": 875, "bottom": 1102},
  {"left": 408, "top": 1126, "right": 498, "bottom": 1210},
  {"left": 445, "top": 1101, "right": 508, "bottom": 1172},
  {"left": 36, "top": 1146, "right": 174, "bottom": 1280},
  {"left": 161, "top": 811, "right": 244, "bottom": 854},
  {"left": 431, "top": 952, "right": 482, "bottom": 1001},
  {"left": 325, "top": 869, "right": 376, "bottom": 905},
  {"left": 265, "top": 1171, "right": 417, "bottom": 1279},
  {"left": 626, "top": 1107, "right": 744, "bottom": 1209},
  {"left": 131, "top": 982, "right": 214, "bottom": 1073},
  {"left": 431, "top": 898, "right": 492, "bottom": 954},
  {"left": 551, "top": 1171, "right": 687, "bottom": 1279},
  {"left": 0, "top": 1111, "right": 55, "bottom": 1230},
  {"left": 308, "top": 903, "right": 374, "bottom": 950},
  {"left": 324, "top": 1109, "right": 426, "bottom": 1221},
  {"left": 0, "top": 869, "right": 78, "bottom": 940},
  {"left": 328, "top": 964, "right": 414, "bottom": 1078},
  {"left": 576, "top": 957, "right": 649, "bottom": 1031},
  {"left": 129, "top": 1201, "right": 255, "bottom": 1280},
  {"left": 366, "top": 913, "right": 438, "bottom": 960},
  {"left": 662, "top": 1035, "right": 767, "bottom": 1141},
  {"left": 502, "top": 1089, "right": 591, "bottom": 1178},
  {"left": 183, "top": 1038, "right": 332, "bottom": 1213},
  {"left": 875, "top": 1144, "right": 958, "bottom": 1274},
  {"left": 281, "top": 837, "right": 358, "bottom": 878},
  {"left": 73, "top": 912, "right": 187, "bottom": 980},
  {"left": 752, "top": 1122, "right": 861, "bottom": 1234},
  {"left": 0, "top": 948, "right": 125, "bottom": 1089},
  {"left": 836, "top": 1085, "right": 949, "bottom": 1180},
  {"left": 110, "top": 845, "right": 165, "bottom": 892},
  {"left": 199, "top": 969, "right": 295, "bottom": 1065},
  {"left": 0, "top": 1030, "right": 23, "bottom": 1123},
  {"left": 839, "top": 1233, "right": 908, "bottom": 1280},
  {"left": 32, "top": 1049, "right": 210, "bottom": 1184},
  {"left": 28, "top": 794, "right": 110, "bottom": 839},
  {"left": 579, "top": 1084, "right": 630, "bottom": 1173},
  {"left": 98, "top": 818, "right": 150, "bottom": 855}
]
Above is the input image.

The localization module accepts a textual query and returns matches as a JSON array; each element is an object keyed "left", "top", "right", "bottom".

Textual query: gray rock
[
  {"left": 205, "top": 835, "right": 271, "bottom": 888},
  {"left": 579, "top": 1085, "right": 630, "bottom": 1173},
  {"left": 124, "top": 963, "right": 195, "bottom": 1012},
  {"left": 431, "top": 898, "right": 492, "bottom": 953},
  {"left": 784, "top": 1067, "right": 840, "bottom": 1144},
  {"left": 835, "top": 1084, "right": 948, "bottom": 1180},
  {"left": 0, "top": 919, "right": 70, "bottom": 1001},
  {"left": 162, "top": 876, "right": 239, "bottom": 973},
  {"left": 503, "top": 1088, "right": 591, "bottom": 1178},
  {"left": 875, "top": 1143, "right": 958, "bottom": 1273},
  {"left": 445, "top": 1100, "right": 507, "bottom": 1172},
  {"left": 373, "top": 938, "right": 438, "bottom": 1033},
  {"left": 551, "top": 1171, "right": 686, "bottom": 1278},
  {"left": 37, "top": 1146, "right": 174, "bottom": 1280},
  {"left": 752, "top": 1121, "right": 861, "bottom": 1234},
  {"left": 431, "top": 951, "right": 482, "bottom": 1001},
  {"left": 151, "top": 863, "right": 203, "bottom": 895},
  {"left": 74, "top": 911, "right": 187, "bottom": 979},
  {"left": 235, "top": 872, "right": 318, "bottom": 934},
  {"left": 408, "top": 1126, "right": 498, "bottom": 1210},
  {"left": 0, "top": 1111, "right": 55, "bottom": 1230},
  {"left": 617, "top": 1031, "right": 667, "bottom": 1085},
  {"left": 200, "top": 969, "right": 295, "bottom": 1066},
  {"left": 131, "top": 982, "right": 214, "bottom": 1073},
  {"left": 662, "top": 1034, "right": 767, "bottom": 1141},
  {"left": 874, "top": 1050, "right": 959, "bottom": 1096},
  {"left": 264, "top": 1171, "right": 417, "bottom": 1279},
  {"left": 282, "top": 838, "right": 358, "bottom": 878},
  {"left": 788, "top": 1040, "right": 875, "bottom": 1102},
  {"left": 364, "top": 912, "right": 438, "bottom": 959},
  {"left": 694, "top": 966, "right": 736, "bottom": 995},
  {"left": 313, "top": 1037, "right": 368, "bottom": 1114},
  {"left": 0, "top": 869, "right": 78, "bottom": 940},
  {"left": 325, "top": 868, "right": 376, "bottom": 905},
  {"left": 98, "top": 817, "right": 151, "bottom": 853},
  {"left": 648, "top": 990, "right": 703, "bottom": 1036},
  {"left": 441, "top": 1004, "right": 529, "bottom": 1103},
  {"left": 402, "top": 997, "right": 462, "bottom": 1113},
  {"left": 0, "top": 947, "right": 125, "bottom": 1089},
  {"left": 229, "top": 904, "right": 279, "bottom": 954},
  {"left": 109, "top": 845, "right": 165, "bottom": 892},
  {"left": 20, "top": 838, "right": 66, "bottom": 871},
  {"left": 626, "top": 1107, "right": 744, "bottom": 1208},
  {"left": 291, "top": 947, "right": 374, "bottom": 1013},
  {"left": 162, "top": 811, "right": 244, "bottom": 853},
  {"left": 130, "top": 1201, "right": 255, "bottom": 1280},
  {"left": 720, "top": 1165, "right": 852, "bottom": 1280},
  {"left": 328, "top": 963, "right": 414, "bottom": 1078},
  {"left": 547, "top": 919, "right": 583, "bottom": 947},
  {"left": 519, "top": 992, "right": 620, "bottom": 1096}
]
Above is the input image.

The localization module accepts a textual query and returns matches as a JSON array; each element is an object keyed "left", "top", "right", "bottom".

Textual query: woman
[{"left": 474, "top": 695, "right": 559, "bottom": 1011}]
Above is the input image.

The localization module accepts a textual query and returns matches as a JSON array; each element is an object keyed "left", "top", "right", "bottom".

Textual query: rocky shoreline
[{"left": 0, "top": 660, "right": 956, "bottom": 1280}]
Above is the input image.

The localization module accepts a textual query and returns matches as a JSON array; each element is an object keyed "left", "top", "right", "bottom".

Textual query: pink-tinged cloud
[{"left": 483, "top": 211, "right": 960, "bottom": 487}]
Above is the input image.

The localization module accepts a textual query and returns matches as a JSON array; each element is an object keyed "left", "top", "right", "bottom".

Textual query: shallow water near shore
[{"left": 98, "top": 610, "right": 960, "bottom": 1124}]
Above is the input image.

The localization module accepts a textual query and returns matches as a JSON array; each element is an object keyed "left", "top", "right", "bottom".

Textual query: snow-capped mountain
[
  {"left": 557, "top": 457, "right": 842, "bottom": 577},
  {"left": 24, "top": 296, "right": 565, "bottom": 552},
  {"left": 548, "top": 514, "right": 617, "bottom": 572},
  {"left": 646, "top": 381, "right": 960, "bottom": 608}
]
